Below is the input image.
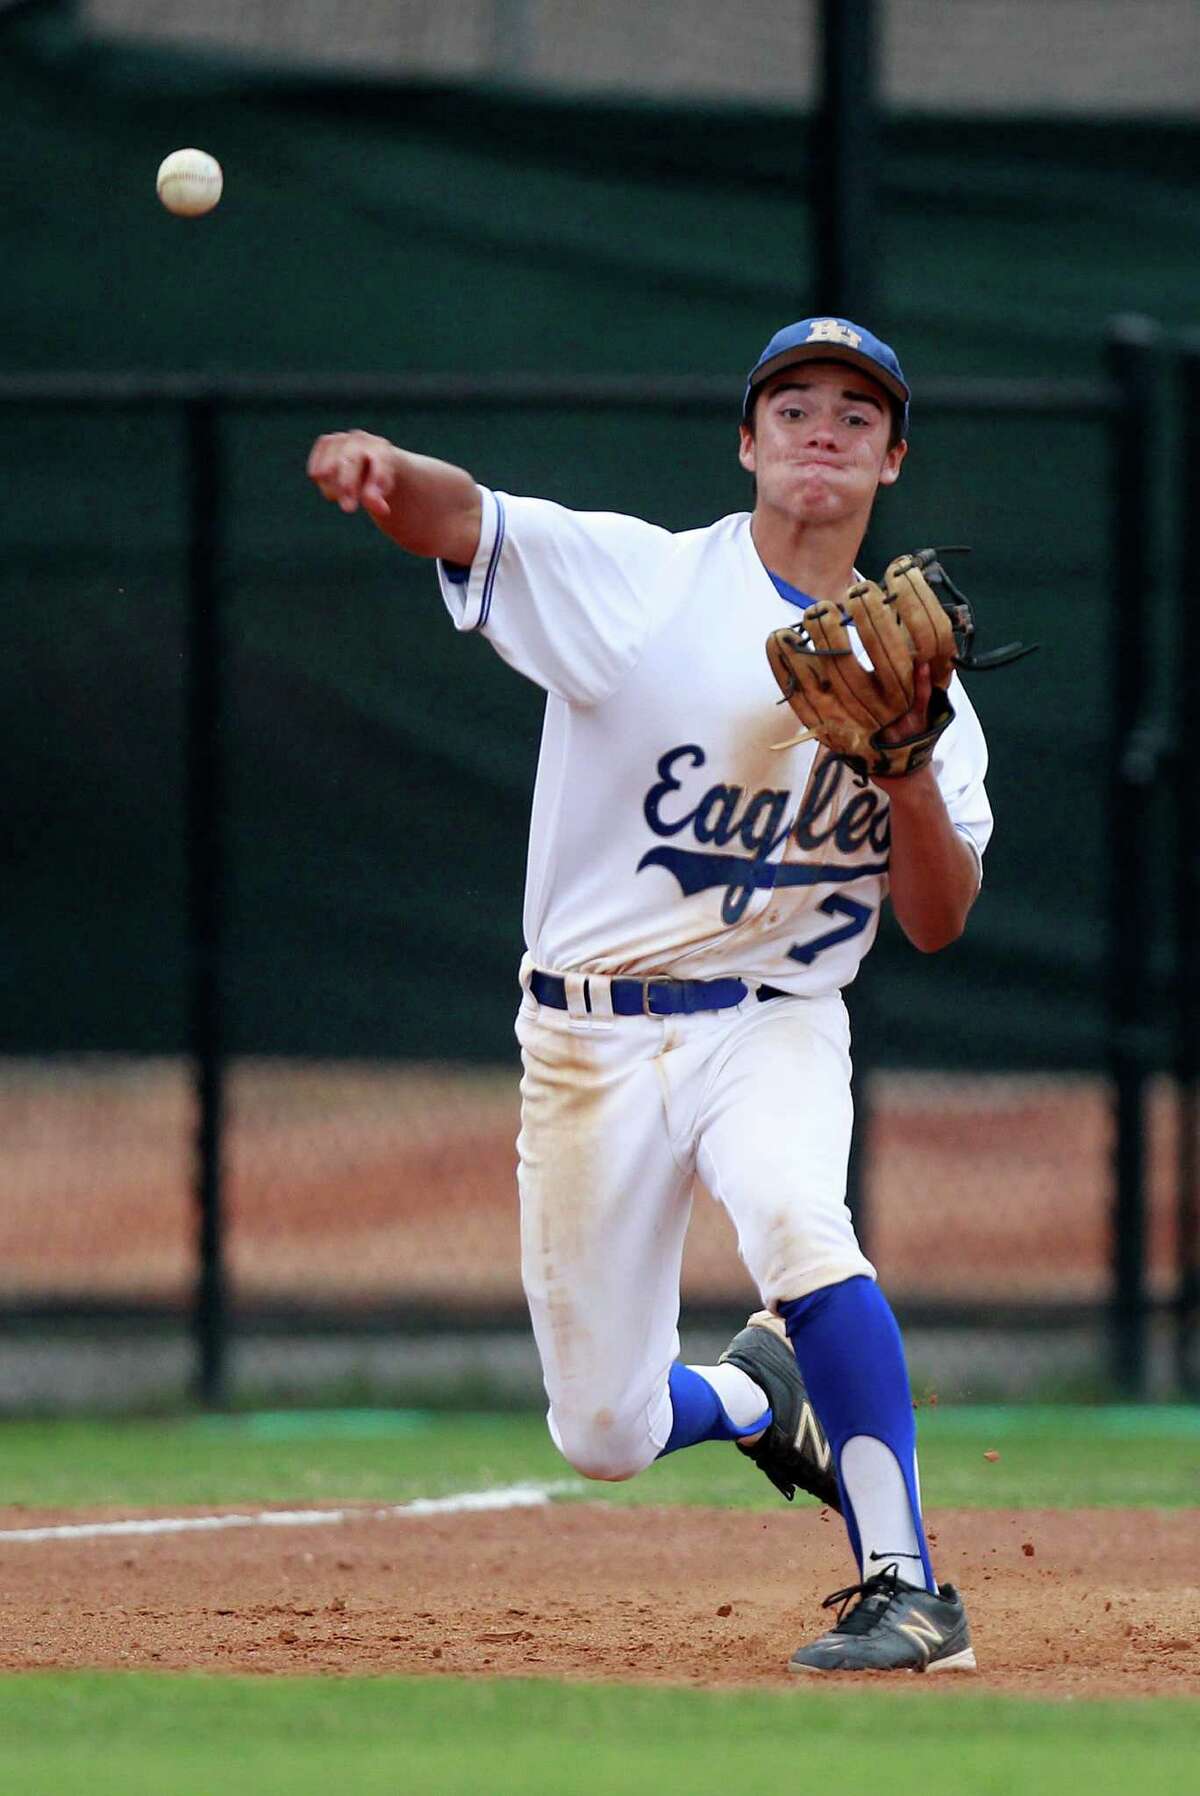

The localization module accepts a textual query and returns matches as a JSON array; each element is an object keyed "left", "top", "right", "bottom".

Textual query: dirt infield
[{"left": 1, "top": 1501, "right": 1196, "bottom": 1697}]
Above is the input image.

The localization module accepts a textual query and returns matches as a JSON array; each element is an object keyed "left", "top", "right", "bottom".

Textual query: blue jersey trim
[
  {"left": 477, "top": 493, "right": 507, "bottom": 630},
  {"left": 767, "top": 569, "right": 816, "bottom": 611}
]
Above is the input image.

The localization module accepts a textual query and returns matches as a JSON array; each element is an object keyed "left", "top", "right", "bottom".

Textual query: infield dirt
[{"left": 1, "top": 1502, "right": 1196, "bottom": 1697}]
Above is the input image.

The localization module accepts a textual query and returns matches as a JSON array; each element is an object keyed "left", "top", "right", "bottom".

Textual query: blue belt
[{"left": 528, "top": 970, "right": 787, "bottom": 1017}]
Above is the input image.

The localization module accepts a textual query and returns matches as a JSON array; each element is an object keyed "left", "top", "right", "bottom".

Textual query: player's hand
[
  {"left": 876, "top": 661, "right": 934, "bottom": 748},
  {"left": 869, "top": 662, "right": 945, "bottom": 790},
  {"left": 306, "top": 430, "right": 399, "bottom": 521}
]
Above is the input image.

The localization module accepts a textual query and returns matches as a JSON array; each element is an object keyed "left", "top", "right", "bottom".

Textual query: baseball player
[{"left": 307, "top": 318, "right": 985, "bottom": 1674}]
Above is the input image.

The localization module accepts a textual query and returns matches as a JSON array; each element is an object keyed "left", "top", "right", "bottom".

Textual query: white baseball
[{"left": 156, "top": 148, "right": 223, "bottom": 217}]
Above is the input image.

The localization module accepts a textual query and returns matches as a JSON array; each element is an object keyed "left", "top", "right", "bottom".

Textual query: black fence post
[
  {"left": 814, "top": 0, "right": 879, "bottom": 322},
  {"left": 185, "top": 394, "right": 228, "bottom": 1407},
  {"left": 1174, "top": 335, "right": 1200, "bottom": 1397},
  {"left": 1106, "top": 317, "right": 1160, "bottom": 1399}
]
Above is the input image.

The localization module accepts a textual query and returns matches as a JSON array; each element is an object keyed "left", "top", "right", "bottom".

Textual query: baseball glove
[{"left": 766, "top": 548, "right": 1034, "bottom": 781}]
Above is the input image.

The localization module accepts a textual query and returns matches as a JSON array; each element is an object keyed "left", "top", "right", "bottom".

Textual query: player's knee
[
  {"left": 548, "top": 1410, "right": 651, "bottom": 1483},
  {"left": 563, "top": 1450, "right": 640, "bottom": 1484}
]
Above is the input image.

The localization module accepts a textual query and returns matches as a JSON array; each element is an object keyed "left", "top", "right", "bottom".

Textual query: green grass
[
  {"left": 1, "top": 1673, "right": 1198, "bottom": 1796},
  {"left": 1, "top": 1405, "right": 1197, "bottom": 1512},
  {"left": 1, "top": 1410, "right": 1196, "bottom": 1793}
]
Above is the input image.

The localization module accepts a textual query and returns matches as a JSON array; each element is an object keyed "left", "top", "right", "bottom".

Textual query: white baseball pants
[{"left": 514, "top": 977, "right": 875, "bottom": 1481}]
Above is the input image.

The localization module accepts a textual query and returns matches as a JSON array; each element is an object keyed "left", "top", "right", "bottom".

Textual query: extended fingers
[
  {"left": 360, "top": 462, "right": 392, "bottom": 518},
  {"left": 306, "top": 433, "right": 390, "bottom": 514},
  {"left": 307, "top": 433, "right": 361, "bottom": 507},
  {"left": 876, "top": 662, "right": 933, "bottom": 744}
]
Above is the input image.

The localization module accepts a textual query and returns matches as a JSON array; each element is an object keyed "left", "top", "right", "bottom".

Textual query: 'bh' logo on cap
[{"left": 806, "top": 319, "right": 863, "bottom": 348}]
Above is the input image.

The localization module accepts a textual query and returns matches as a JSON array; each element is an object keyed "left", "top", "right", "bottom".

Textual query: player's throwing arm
[{"left": 307, "top": 430, "right": 483, "bottom": 566}]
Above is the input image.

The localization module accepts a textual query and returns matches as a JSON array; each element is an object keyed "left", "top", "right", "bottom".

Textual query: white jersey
[{"left": 438, "top": 488, "right": 992, "bottom": 995}]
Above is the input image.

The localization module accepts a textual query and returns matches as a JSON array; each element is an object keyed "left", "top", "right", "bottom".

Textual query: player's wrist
[{"left": 869, "top": 763, "right": 941, "bottom": 800}]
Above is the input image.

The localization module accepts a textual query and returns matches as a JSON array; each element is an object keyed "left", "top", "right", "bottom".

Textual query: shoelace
[{"left": 819, "top": 1565, "right": 907, "bottom": 1635}]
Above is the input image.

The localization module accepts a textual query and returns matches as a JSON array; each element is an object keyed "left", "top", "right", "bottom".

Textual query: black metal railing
[{"left": 1174, "top": 335, "right": 1200, "bottom": 1397}]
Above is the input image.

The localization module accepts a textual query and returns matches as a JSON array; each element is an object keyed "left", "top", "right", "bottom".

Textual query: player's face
[{"left": 738, "top": 363, "right": 906, "bottom": 525}]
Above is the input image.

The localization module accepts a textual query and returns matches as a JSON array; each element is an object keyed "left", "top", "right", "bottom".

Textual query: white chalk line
[{"left": 0, "top": 1480, "right": 583, "bottom": 1545}]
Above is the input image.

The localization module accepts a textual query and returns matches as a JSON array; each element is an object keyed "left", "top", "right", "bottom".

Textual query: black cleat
[
  {"left": 718, "top": 1313, "right": 841, "bottom": 1512},
  {"left": 789, "top": 1567, "right": 976, "bottom": 1674}
]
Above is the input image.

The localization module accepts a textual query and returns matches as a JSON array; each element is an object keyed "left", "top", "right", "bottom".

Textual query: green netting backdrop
[{"left": 3, "top": 5, "right": 1197, "bottom": 1068}]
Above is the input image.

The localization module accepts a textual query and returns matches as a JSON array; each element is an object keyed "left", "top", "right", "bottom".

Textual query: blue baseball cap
[{"left": 742, "top": 317, "right": 910, "bottom": 437}]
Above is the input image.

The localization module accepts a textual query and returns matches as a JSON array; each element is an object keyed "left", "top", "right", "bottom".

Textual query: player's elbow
[
  {"left": 907, "top": 917, "right": 967, "bottom": 953},
  {"left": 904, "top": 912, "right": 968, "bottom": 953},
  {"left": 895, "top": 876, "right": 977, "bottom": 952}
]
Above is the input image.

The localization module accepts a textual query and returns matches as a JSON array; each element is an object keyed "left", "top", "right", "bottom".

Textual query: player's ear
[
  {"left": 738, "top": 423, "right": 757, "bottom": 475},
  {"left": 877, "top": 438, "right": 907, "bottom": 487}
]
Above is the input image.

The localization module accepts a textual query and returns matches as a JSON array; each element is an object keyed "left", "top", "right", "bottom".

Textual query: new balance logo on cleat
[
  {"left": 718, "top": 1316, "right": 841, "bottom": 1512},
  {"left": 795, "top": 1401, "right": 832, "bottom": 1474},
  {"left": 896, "top": 1611, "right": 947, "bottom": 1662},
  {"left": 788, "top": 1567, "right": 977, "bottom": 1675}
]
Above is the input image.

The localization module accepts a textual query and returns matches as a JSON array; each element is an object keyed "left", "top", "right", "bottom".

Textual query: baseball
[{"left": 156, "top": 148, "right": 223, "bottom": 217}]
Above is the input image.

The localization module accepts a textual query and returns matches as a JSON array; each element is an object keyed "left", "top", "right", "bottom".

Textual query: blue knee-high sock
[
  {"left": 657, "top": 1362, "right": 772, "bottom": 1457},
  {"left": 779, "top": 1276, "right": 933, "bottom": 1591}
]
